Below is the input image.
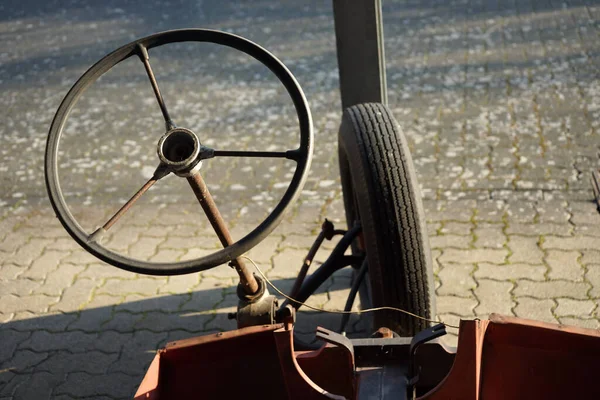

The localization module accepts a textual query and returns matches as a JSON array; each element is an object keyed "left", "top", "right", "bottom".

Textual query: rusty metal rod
[
  {"left": 102, "top": 178, "right": 158, "bottom": 231},
  {"left": 187, "top": 173, "right": 259, "bottom": 295},
  {"left": 137, "top": 43, "right": 175, "bottom": 130}
]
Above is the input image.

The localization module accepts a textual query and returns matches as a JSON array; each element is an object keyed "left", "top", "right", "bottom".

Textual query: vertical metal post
[{"left": 332, "top": 0, "right": 388, "bottom": 110}]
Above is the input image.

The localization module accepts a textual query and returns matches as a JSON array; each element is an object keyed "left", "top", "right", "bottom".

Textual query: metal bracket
[
  {"left": 406, "top": 324, "right": 446, "bottom": 399},
  {"left": 316, "top": 326, "right": 355, "bottom": 365}
]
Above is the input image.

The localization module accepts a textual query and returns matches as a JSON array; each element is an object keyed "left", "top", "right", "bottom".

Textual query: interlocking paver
[
  {"left": 542, "top": 236, "right": 599, "bottom": 250},
  {"left": 436, "top": 296, "right": 478, "bottom": 317},
  {"left": 437, "top": 264, "right": 476, "bottom": 296},
  {"left": 514, "top": 298, "right": 557, "bottom": 324},
  {"left": 513, "top": 280, "right": 590, "bottom": 300},
  {"left": 474, "top": 280, "right": 515, "bottom": 317},
  {"left": 546, "top": 250, "right": 584, "bottom": 281},
  {"left": 439, "top": 248, "right": 507, "bottom": 264},
  {"left": 50, "top": 279, "right": 100, "bottom": 313},
  {"left": 429, "top": 235, "right": 472, "bottom": 249},
  {"left": 555, "top": 298, "right": 596, "bottom": 317},
  {"left": 475, "top": 263, "right": 546, "bottom": 281},
  {"left": 508, "top": 236, "right": 544, "bottom": 264},
  {"left": 97, "top": 277, "right": 165, "bottom": 297}
]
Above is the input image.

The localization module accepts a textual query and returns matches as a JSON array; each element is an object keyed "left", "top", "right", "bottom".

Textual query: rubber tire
[{"left": 338, "top": 103, "right": 436, "bottom": 335}]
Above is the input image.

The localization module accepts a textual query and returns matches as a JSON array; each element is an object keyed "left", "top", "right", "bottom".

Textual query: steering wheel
[{"left": 45, "top": 29, "right": 313, "bottom": 277}]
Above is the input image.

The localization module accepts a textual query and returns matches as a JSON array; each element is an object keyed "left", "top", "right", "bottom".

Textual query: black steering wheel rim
[{"left": 45, "top": 29, "right": 313, "bottom": 275}]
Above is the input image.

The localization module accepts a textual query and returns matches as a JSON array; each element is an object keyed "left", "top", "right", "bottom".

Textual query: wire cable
[{"left": 241, "top": 256, "right": 460, "bottom": 330}]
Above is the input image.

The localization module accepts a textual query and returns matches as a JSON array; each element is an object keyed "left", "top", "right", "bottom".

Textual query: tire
[{"left": 338, "top": 103, "right": 436, "bottom": 335}]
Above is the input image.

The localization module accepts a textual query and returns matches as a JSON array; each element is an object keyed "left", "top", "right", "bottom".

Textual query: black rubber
[{"left": 338, "top": 103, "right": 436, "bottom": 335}]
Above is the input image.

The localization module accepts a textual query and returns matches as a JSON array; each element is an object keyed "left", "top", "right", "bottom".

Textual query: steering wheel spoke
[
  {"left": 88, "top": 164, "right": 169, "bottom": 243},
  {"left": 211, "top": 149, "right": 301, "bottom": 161},
  {"left": 136, "top": 43, "right": 175, "bottom": 131}
]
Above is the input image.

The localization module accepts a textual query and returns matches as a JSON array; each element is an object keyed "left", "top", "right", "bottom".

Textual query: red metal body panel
[
  {"left": 421, "top": 314, "right": 600, "bottom": 399},
  {"left": 134, "top": 324, "right": 356, "bottom": 399}
]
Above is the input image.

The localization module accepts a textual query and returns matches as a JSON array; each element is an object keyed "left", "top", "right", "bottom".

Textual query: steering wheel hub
[{"left": 157, "top": 127, "right": 202, "bottom": 176}]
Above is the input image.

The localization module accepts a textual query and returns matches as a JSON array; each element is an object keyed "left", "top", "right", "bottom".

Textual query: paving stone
[
  {"left": 558, "top": 318, "right": 600, "bottom": 330},
  {"left": 54, "top": 371, "right": 135, "bottom": 399},
  {"left": 542, "top": 236, "right": 599, "bottom": 250},
  {"left": 555, "top": 298, "right": 596, "bottom": 317},
  {"left": 46, "top": 238, "right": 78, "bottom": 252},
  {"left": 475, "top": 263, "right": 546, "bottom": 281},
  {"left": 12, "top": 371, "right": 65, "bottom": 400},
  {"left": 33, "top": 264, "right": 85, "bottom": 296},
  {"left": 127, "top": 237, "right": 164, "bottom": 260},
  {"left": 514, "top": 298, "right": 557, "bottom": 324},
  {"left": 159, "top": 274, "right": 200, "bottom": 294},
  {"left": 569, "top": 201, "right": 600, "bottom": 226},
  {"left": 1, "top": 294, "right": 58, "bottom": 314},
  {"left": 104, "top": 225, "right": 143, "bottom": 252},
  {"left": 0, "top": 277, "right": 41, "bottom": 296},
  {"left": 535, "top": 201, "right": 570, "bottom": 223},
  {"left": 474, "top": 280, "right": 514, "bottom": 317},
  {"left": 135, "top": 311, "right": 211, "bottom": 332},
  {"left": 546, "top": 250, "right": 584, "bottom": 281},
  {"left": 508, "top": 236, "right": 544, "bottom": 264},
  {"left": 1, "top": 349, "right": 48, "bottom": 373},
  {"left": 436, "top": 296, "right": 478, "bottom": 316},
  {"left": 474, "top": 201, "right": 507, "bottom": 223},
  {"left": 0, "top": 264, "right": 26, "bottom": 280},
  {"left": 439, "top": 248, "right": 507, "bottom": 264},
  {"left": 20, "top": 331, "right": 107, "bottom": 353},
  {"left": 9, "top": 311, "right": 78, "bottom": 333},
  {"left": 506, "top": 203, "right": 537, "bottom": 223},
  {"left": 204, "top": 292, "right": 238, "bottom": 332},
  {"left": 60, "top": 249, "right": 98, "bottom": 265},
  {"left": 586, "top": 264, "right": 600, "bottom": 298},
  {"left": 506, "top": 223, "right": 571, "bottom": 236},
  {"left": 429, "top": 235, "right": 472, "bottom": 249},
  {"left": 100, "top": 312, "right": 143, "bottom": 333},
  {"left": 97, "top": 277, "right": 165, "bottom": 297},
  {"left": 246, "top": 235, "right": 284, "bottom": 264},
  {"left": 21, "top": 250, "right": 68, "bottom": 280},
  {"left": 77, "top": 262, "right": 135, "bottom": 280},
  {"left": 0, "top": 330, "right": 30, "bottom": 364},
  {"left": 437, "top": 264, "right": 476, "bottom": 296},
  {"left": 439, "top": 222, "right": 472, "bottom": 236},
  {"left": 116, "top": 294, "right": 186, "bottom": 314},
  {"left": 575, "top": 225, "right": 600, "bottom": 237},
  {"left": 581, "top": 250, "right": 600, "bottom": 266},
  {"left": 35, "top": 351, "right": 119, "bottom": 375},
  {"left": 473, "top": 224, "right": 505, "bottom": 248},
  {"left": 50, "top": 279, "right": 99, "bottom": 312},
  {"left": 270, "top": 248, "right": 307, "bottom": 278},
  {"left": 513, "top": 280, "right": 590, "bottom": 299},
  {"left": 108, "top": 331, "right": 166, "bottom": 376}
]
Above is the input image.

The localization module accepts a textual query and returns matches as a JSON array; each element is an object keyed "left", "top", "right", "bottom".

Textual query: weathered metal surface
[
  {"left": 237, "top": 293, "right": 278, "bottom": 328},
  {"left": 332, "top": 0, "right": 387, "bottom": 109},
  {"left": 134, "top": 324, "right": 356, "bottom": 399},
  {"left": 421, "top": 314, "right": 600, "bottom": 399},
  {"left": 187, "top": 172, "right": 259, "bottom": 295}
]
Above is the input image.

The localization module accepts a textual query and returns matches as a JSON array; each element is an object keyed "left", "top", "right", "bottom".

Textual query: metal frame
[{"left": 332, "top": 0, "right": 388, "bottom": 109}]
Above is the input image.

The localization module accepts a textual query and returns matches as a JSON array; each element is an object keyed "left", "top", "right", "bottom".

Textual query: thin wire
[{"left": 241, "top": 256, "right": 460, "bottom": 330}]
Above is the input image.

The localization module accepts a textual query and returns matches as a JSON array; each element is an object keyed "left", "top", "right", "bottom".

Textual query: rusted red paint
[
  {"left": 420, "top": 314, "right": 600, "bottom": 399},
  {"left": 135, "top": 324, "right": 356, "bottom": 399}
]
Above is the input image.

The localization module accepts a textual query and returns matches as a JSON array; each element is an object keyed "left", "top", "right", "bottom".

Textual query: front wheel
[{"left": 338, "top": 103, "right": 436, "bottom": 335}]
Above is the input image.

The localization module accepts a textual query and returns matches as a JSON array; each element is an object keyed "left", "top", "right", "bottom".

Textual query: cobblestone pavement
[{"left": 2, "top": 0, "right": 600, "bottom": 398}]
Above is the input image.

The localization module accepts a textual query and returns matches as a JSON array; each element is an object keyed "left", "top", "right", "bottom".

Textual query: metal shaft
[{"left": 187, "top": 173, "right": 259, "bottom": 295}]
